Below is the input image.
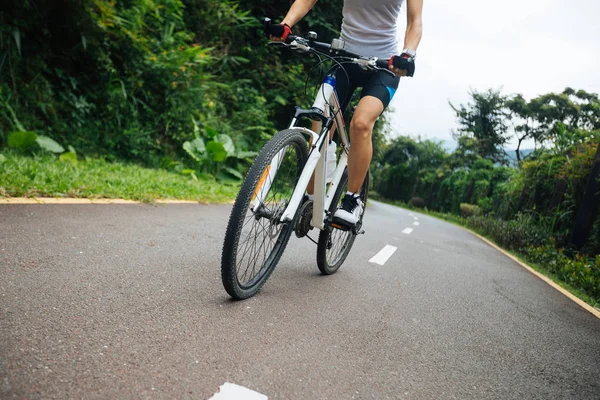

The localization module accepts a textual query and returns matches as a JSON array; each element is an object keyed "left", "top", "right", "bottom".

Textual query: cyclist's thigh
[
  {"left": 352, "top": 95, "right": 384, "bottom": 127},
  {"left": 360, "top": 70, "right": 400, "bottom": 111},
  {"left": 332, "top": 64, "right": 364, "bottom": 113}
]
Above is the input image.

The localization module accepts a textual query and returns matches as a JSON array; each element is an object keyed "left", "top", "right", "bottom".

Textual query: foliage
[
  {"left": 182, "top": 126, "right": 257, "bottom": 180},
  {"left": 7, "top": 131, "right": 37, "bottom": 151},
  {"left": 8, "top": 130, "right": 65, "bottom": 153},
  {"left": 35, "top": 135, "right": 65, "bottom": 153},
  {"left": 466, "top": 214, "right": 550, "bottom": 252},
  {"left": 0, "top": 0, "right": 344, "bottom": 170},
  {"left": 460, "top": 203, "right": 481, "bottom": 217},
  {"left": 373, "top": 136, "right": 446, "bottom": 202},
  {"left": 450, "top": 89, "right": 509, "bottom": 165},
  {"left": 410, "top": 197, "right": 425, "bottom": 208},
  {"left": 505, "top": 88, "right": 600, "bottom": 162},
  {"left": 526, "top": 243, "right": 600, "bottom": 305}
]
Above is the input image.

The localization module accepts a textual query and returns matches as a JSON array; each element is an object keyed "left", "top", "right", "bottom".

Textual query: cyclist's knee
[{"left": 350, "top": 116, "right": 373, "bottom": 139}]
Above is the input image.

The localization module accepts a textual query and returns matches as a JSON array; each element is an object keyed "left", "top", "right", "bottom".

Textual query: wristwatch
[{"left": 401, "top": 48, "right": 417, "bottom": 58}]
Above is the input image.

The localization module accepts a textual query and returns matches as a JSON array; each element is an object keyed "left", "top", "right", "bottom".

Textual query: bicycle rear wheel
[
  {"left": 316, "top": 169, "right": 369, "bottom": 275},
  {"left": 221, "top": 129, "right": 308, "bottom": 299}
]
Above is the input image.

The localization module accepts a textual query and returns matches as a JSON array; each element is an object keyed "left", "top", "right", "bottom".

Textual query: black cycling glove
[
  {"left": 264, "top": 22, "right": 292, "bottom": 41},
  {"left": 389, "top": 53, "right": 416, "bottom": 77}
]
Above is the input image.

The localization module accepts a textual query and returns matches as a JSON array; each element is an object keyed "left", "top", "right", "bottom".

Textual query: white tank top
[{"left": 340, "top": 0, "right": 404, "bottom": 59}]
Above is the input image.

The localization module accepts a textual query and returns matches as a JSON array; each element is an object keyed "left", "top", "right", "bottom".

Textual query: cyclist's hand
[
  {"left": 389, "top": 53, "right": 416, "bottom": 77},
  {"left": 266, "top": 23, "right": 292, "bottom": 42}
]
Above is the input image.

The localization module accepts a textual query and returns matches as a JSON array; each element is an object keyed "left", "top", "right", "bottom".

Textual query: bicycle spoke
[
  {"left": 232, "top": 142, "right": 302, "bottom": 288},
  {"left": 318, "top": 171, "right": 367, "bottom": 273}
]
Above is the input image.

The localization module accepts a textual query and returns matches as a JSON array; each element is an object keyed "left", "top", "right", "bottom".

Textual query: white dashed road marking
[
  {"left": 208, "top": 383, "right": 267, "bottom": 400},
  {"left": 369, "top": 245, "right": 398, "bottom": 265},
  {"left": 402, "top": 228, "right": 414, "bottom": 235},
  {"left": 413, "top": 222, "right": 420, "bottom": 226}
]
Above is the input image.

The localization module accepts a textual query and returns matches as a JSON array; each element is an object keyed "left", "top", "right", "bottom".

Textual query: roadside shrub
[
  {"left": 466, "top": 215, "right": 550, "bottom": 252},
  {"left": 410, "top": 197, "right": 425, "bottom": 208},
  {"left": 526, "top": 244, "right": 600, "bottom": 305},
  {"left": 460, "top": 203, "right": 482, "bottom": 217},
  {"left": 477, "top": 197, "right": 493, "bottom": 213}
]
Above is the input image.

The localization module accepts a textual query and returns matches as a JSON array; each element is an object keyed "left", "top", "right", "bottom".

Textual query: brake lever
[
  {"left": 268, "top": 41, "right": 312, "bottom": 56},
  {"left": 372, "top": 58, "right": 396, "bottom": 77},
  {"left": 268, "top": 41, "right": 291, "bottom": 47},
  {"left": 353, "top": 58, "right": 394, "bottom": 76}
]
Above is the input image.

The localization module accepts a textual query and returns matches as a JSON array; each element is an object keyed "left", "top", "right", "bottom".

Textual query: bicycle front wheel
[
  {"left": 221, "top": 129, "right": 308, "bottom": 299},
  {"left": 316, "top": 169, "right": 369, "bottom": 275}
]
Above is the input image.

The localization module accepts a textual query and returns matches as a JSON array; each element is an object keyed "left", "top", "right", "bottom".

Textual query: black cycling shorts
[{"left": 331, "top": 63, "right": 400, "bottom": 115}]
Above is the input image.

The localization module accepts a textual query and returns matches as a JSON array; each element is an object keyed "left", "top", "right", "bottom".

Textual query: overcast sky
[{"left": 386, "top": 0, "right": 600, "bottom": 149}]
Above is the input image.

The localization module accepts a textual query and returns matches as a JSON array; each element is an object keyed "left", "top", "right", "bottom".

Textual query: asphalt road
[{"left": 1, "top": 201, "right": 599, "bottom": 399}]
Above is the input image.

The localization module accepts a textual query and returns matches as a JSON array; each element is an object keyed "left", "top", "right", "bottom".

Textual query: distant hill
[
  {"left": 506, "top": 149, "right": 534, "bottom": 160},
  {"left": 404, "top": 136, "right": 535, "bottom": 164},
  {"left": 506, "top": 149, "right": 534, "bottom": 166},
  {"left": 435, "top": 141, "right": 535, "bottom": 164}
]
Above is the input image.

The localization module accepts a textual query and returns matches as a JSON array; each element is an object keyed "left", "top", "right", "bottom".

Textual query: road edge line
[
  {"left": 466, "top": 229, "right": 600, "bottom": 320},
  {"left": 0, "top": 197, "right": 218, "bottom": 205}
]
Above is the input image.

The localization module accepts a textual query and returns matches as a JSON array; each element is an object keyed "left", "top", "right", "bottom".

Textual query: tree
[
  {"left": 505, "top": 88, "right": 600, "bottom": 163},
  {"left": 374, "top": 136, "right": 446, "bottom": 202},
  {"left": 530, "top": 88, "right": 600, "bottom": 145},
  {"left": 505, "top": 94, "right": 545, "bottom": 163},
  {"left": 448, "top": 136, "right": 480, "bottom": 170},
  {"left": 450, "top": 89, "right": 510, "bottom": 165},
  {"left": 572, "top": 141, "right": 600, "bottom": 251}
]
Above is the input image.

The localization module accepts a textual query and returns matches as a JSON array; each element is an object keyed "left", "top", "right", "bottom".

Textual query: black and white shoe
[{"left": 333, "top": 193, "right": 364, "bottom": 227}]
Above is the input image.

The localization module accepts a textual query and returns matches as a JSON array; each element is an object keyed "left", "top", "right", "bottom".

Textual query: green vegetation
[
  {"left": 0, "top": 0, "right": 345, "bottom": 166},
  {"left": 0, "top": 151, "right": 237, "bottom": 202}
]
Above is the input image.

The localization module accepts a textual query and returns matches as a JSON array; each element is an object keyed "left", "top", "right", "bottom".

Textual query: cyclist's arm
[
  {"left": 403, "top": 0, "right": 423, "bottom": 51},
  {"left": 281, "top": 0, "right": 318, "bottom": 27}
]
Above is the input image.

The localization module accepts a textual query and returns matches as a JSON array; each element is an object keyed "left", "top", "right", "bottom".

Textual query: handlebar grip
[{"left": 263, "top": 18, "right": 272, "bottom": 38}]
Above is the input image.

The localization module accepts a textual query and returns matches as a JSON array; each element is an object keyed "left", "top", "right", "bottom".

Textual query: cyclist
[{"left": 267, "top": 0, "right": 423, "bottom": 228}]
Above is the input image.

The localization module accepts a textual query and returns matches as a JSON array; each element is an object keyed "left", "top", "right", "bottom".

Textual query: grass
[
  {"left": 370, "top": 192, "right": 600, "bottom": 310},
  {"left": 0, "top": 151, "right": 239, "bottom": 203}
]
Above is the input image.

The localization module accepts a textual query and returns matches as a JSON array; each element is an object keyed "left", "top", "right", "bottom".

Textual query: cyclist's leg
[
  {"left": 347, "top": 97, "right": 383, "bottom": 193},
  {"left": 347, "top": 72, "right": 399, "bottom": 193}
]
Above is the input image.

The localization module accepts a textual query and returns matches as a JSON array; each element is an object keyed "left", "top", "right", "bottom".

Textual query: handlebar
[{"left": 264, "top": 18, "right": 393, "bottom": 75}]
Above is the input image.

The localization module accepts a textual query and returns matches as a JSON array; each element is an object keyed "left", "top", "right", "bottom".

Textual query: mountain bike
[{"left": 221, "top": 20, "right": 395, "bottom": 299}]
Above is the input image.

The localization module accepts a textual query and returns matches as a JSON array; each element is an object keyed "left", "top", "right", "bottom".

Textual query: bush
[
  {"left": 526, "top": 244, "right": 600, "bottom": 305},
  {"left": 410, "top": 197, "right": 425, "bottom": 208},
  {"left": 466, "top": 214, "right": 549, "bottom": 252},
  {"left": 460, "top": 203, "right": 482, "bottom": 217}
]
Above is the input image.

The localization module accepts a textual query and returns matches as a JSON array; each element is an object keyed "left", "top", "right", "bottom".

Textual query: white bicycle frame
[{"left": 251, "top": 78, "right": 350, "bottom": 231}]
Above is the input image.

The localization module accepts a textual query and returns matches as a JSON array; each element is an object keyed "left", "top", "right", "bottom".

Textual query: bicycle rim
[{"left": 222, "top": 130, "right": 307, "bottom": 298}]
